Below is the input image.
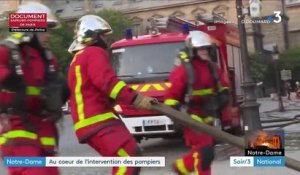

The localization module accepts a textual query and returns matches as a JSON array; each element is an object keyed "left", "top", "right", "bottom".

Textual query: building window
[
  {"left": 286, "top": 0, "right": 300, "bottom": 5},
  {"left": 129, "top": 0, "right": 143, "bottom": 2},
  {"left": 191, "top": 7, "right": 206, "bottom": 18},
  {"left": 94, "top": 3, "right": 103, "bottom": 8},
  {"left": 286, "top": 0, "right": 300, "bottom": 6},
  {"left": 74, "top": 7, "right": 83, "bottom": 11},
  {"left": 217, "top": 12, "right": 225, "bottom": 17},
  {"left": 150, "top": 14, "right": 164, "bottom": 20},
  {"left": 56, "top": 9, "right": 64, "bottom": 14},
  {"left": 131, "top": 16, "right": 143, "bottom": 35},
  {"left": 113, "top": 0, "right": 122, "bottom": 5},
  {"left": 212, "top": 5, "right": 229, "bottom": 18},
  {"left": 133, "top": 24, "right": 144, "bottom": 36},
  {"left": 171, "top": 11, "right": 185, "bottom": 18},
  {"left": 131, "top": 16, "right": 143, "bottom": 25}
]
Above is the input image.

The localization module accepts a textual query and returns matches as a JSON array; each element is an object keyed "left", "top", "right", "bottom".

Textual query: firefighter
[
  {"left": 68, "top": 15, "right": 155, "bottom": 175},
  {"left": 284, "top": 81, "right": 292, "bottom": 100},
  {"left": 0, "top": 2, "right": 68, "bottom": 175},
  {"left": 164, "top": 31, "right": 230, "bottom": 175},
  {"left": 296, "top": 81, "right": 300, "bottom": 98}
]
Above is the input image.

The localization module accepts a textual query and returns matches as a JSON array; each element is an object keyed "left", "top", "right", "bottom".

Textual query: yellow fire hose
[{"left": 151, "top": 103, "right": 300, "bottom": 172}]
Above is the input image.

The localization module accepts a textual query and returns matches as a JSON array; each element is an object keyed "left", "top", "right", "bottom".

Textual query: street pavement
[{"left": 1, "top": 98, "right": 300, "bottom": 175}]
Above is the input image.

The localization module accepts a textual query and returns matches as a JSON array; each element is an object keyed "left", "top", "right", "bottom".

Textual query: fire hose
[{"left": 151, "top": 103, "right": 300, "bottom": 172}]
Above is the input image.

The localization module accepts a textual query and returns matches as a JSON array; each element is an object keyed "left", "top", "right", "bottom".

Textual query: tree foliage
[
  {"left": 278, "top": 46, "right": 300, "bottom": 81},
  {"left": 249, "top": 47, "right": 300, "bottom": 91},
  {"left": 91, "top": 8, "right": 132, "bottom": 45},
  {"left": 48, "top": 23, "right": 74, "bottom": 76},
  {"left": 1, "top": 9, "right": 131, "bottom": 77},
  {"left": 0, "top": 21, "right": 9, "bottom": 40},
  {"left": 48, "top": 8, "right": 132, "bottom": 77},
  {"left": 249, "top": 52, "right": 268, "bottom": 82}
]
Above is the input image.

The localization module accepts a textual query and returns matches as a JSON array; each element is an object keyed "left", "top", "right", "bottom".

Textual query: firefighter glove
[{"left": 133, "top": 94, "right": 157, "bottom": 110}]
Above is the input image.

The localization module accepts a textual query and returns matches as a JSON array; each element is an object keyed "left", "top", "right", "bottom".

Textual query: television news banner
[
  {"left": 3, "top": 12, "right": 284, "bottom": 169},
  {"left": 3, "top": 12, "right": 165, "bottom": 168}
]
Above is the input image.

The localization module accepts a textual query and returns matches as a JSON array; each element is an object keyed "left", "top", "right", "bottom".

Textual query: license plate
[{"left": 143, "top": 119, "right": 165, "bottom": 126}]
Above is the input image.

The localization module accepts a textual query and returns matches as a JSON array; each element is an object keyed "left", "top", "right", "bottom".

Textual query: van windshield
[{"left": 111, "top": 42, "right": 184, "bottom": 77}]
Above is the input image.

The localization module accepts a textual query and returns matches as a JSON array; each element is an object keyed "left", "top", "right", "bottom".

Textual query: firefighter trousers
[
  {"left": 0, "top": 115, "right": 59, "bottom": 175},
  {"left": 173, "top": 128, "right": 214, "bottom": 175},
  {"left": 87, "top": 124, "right": 141, "bottom": 175}
]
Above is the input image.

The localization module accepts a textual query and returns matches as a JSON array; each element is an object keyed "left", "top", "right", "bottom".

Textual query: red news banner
[{"left": 9, "top": 13, "right": 47, "bottom": 32}]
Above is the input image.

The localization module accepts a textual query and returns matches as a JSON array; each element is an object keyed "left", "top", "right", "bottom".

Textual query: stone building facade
[{"left": 0, "top": 0, "right": 299, "bottom": 51}]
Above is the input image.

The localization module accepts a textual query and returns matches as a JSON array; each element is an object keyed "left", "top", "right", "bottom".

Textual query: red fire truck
[{"left": 111, "top": 16, "right": 243, "bottom": 142}]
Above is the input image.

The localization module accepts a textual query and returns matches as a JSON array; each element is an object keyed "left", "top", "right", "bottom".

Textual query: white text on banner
[
  {"left": 45, "top": 157, "right": 165, "bottom": 167},
  {"left": 230, "top": 156, "right": 254, "bottom": 167}
]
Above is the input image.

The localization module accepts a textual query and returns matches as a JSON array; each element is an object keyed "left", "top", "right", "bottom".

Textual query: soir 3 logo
[{"left": 267, "top": 11, "right": 282, "bottom": 23}]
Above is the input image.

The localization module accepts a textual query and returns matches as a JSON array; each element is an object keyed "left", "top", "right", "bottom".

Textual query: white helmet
[
  {"left": 185, "top": 31, "right": 213, "bottom": 48},
  {"left": 7, "top": 2, "right": 59, "bottom": 44},
  {"left": 17, "top": 2, "right": 60, "bottom": 28},
  {"left": 68, "top": 15, "right": 112, "bottom": 53}
]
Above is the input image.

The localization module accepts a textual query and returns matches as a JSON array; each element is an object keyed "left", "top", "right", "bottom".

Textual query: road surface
[{"left": 1, "top": 99, "right": 300, "bottom": 175}]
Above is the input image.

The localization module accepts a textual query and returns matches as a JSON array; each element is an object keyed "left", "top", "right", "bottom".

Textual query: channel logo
[
  {"left": 242, "top": 11, "right": 282, "bottom": 24},
  {"left": 267, "top": 11, "right": 282, "bottom": 23}
]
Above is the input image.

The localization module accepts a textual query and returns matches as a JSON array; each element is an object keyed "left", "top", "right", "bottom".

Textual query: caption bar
[
  {"left": 9, "top": 13, "right": 47, "bottom": 32},
  {"left": 245, "top": 149, "right": 285, "bottom": 156},
  {"left": 4, "top": 157, "right": 165, "bottom": 167},
  {"left": 230, "top": 156, "right": 285, "bottom": 167}
]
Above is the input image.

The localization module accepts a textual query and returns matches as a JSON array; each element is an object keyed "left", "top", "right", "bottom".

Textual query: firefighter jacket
[
  {"left": 164, "top": 59, "right": 229, "bottom": 122},
  {"left": 0, "top": 45, "right": 59, "bottom": 112},
  {"left": 68, "top": 46, "right": 137, "bottom": 142}
]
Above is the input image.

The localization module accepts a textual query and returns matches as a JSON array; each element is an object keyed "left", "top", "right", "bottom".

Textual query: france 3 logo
[{"left": 267, "top": 11, "right": 282, "bottom": 24}]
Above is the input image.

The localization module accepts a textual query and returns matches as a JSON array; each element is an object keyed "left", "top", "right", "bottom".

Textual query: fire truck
[{"left": 111, "top": 15, "right": 243, "bottom": 142}]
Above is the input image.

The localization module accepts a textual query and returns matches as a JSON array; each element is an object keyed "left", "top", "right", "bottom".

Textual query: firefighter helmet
[
  {"left": 16, "top": 2, "right": 60, "bottom": 28},
  {"left": 74, "top": 15, "right": 112, "bottom": 45},
  {"left": 68, "top": 15, "right": 112, "bottom": 53},
  {"left": 7, "top": 2, "right": 59, "bottom": 44},
  {"left": 185, "top": 31, "right": 212, "bottom": 49},
  {"left": 68, "top": 39, "right": 85, "bottom": 53}
]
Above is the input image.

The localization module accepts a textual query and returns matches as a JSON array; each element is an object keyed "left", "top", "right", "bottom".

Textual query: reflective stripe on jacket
[
  {"left": 164, "top": 59, "right": 229, "bottom": 116},
  {"left": 68, "top": 46, "right": 137, "bottom": 142}
]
